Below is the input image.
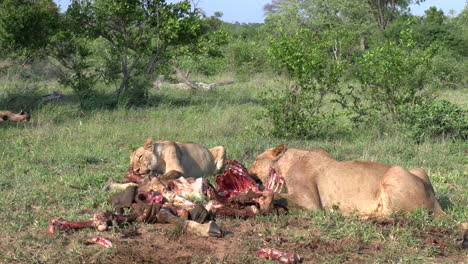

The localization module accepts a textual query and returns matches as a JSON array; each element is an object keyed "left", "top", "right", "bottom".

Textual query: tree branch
[{"left": 172, "top": 59, "right": 199, "bottom": 90}]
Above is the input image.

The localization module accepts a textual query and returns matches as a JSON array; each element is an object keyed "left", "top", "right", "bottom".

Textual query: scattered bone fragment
[
  {"left": 186, "top": 220, "right": 222, "bottom": 237},
  {"left": 86, "top": 236, "right": 113, "bottom": 248},
  {"left": 48, "top": 211, "right": 133, "bottom": 233},
  {"left": 50, "top": 196, "right": 220, "bottom": 237},
  {"left": 102, "top": 178, "right": 138, "bottom": 191},
  {"left": 257, "top": 248, "right": 301, "bottom": 264},
  {"left": 166, "top": 177, "right": 204, "bottom": 200}
]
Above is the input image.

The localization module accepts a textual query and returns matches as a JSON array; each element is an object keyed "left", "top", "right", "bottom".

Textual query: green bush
[
  {"left": 226, "top": 40, "right": 269, "bottom": 75},
  {"left": 0, "top": 0, "right": 59, "bottom": 57},
  {"left": 177, "top": 27, "right": 229, "bottom": 76},
  {"left": 259, "top": 85, "right": 342, "bottom": 138},
  {"left": 398, "top": 97, "right": 468, "bottom": 141},
  {"left": 0, "top": 82, "right": 43, "bottom": 110},
  {"left": 356, "top": 31, "right": 431, "bottom": 121},
  {"left": 428, "top": 50, "right": 467, "bottom": 90},
  {"left": 178, "top": 54, "right": 226, "bottom": 76},
  {"left": 259, "top": 27, "right": 353, "bottom": 138}
]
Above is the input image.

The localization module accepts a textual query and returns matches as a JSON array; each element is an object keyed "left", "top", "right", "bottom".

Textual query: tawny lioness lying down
[
  {"left": 0, "top": 110, "right": 30, "bottom": 123},
  {"left": 249, "top": 144, "right": 444, "bottom": 217},
  {"left": 130, "top": 138, "right": 226, "bottom": 180}
]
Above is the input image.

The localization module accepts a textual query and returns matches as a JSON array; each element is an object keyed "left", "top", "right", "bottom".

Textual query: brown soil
[
  {"left": 53, "top": 215, "right": 465, "bottom": 264},
  {"left": 5, "top": 214, "right": 463, "bottom": 264},
  {"left": 106, "top": 224, "right": 239, "bottom": 263}
]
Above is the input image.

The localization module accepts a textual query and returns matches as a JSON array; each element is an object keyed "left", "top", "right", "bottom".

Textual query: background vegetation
[{"left": 0, "top": 0, "right": 466, "bottom": 263}]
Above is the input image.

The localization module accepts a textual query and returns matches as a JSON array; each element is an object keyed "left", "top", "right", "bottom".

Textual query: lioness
[
  {"left": 130, "top": 139, "right": 226, "bottom": 179},
  {"left": 0, "top": 110, "right": 30, "bottom": 123},
  {"left": 249, "top": 144, "right": 444, "bottom": 217}
]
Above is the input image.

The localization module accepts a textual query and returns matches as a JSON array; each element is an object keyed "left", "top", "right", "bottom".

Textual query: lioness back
[{"left": 175, "top": 142, "right": 217, "bottom": 177}]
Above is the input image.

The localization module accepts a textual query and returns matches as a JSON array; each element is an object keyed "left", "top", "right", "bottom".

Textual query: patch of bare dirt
[
  {"left": 100, "top": 223, "right": 240, "bottom": 264},
  {"left": 34, "top": 215, "right": 467, "bottom": 264}
]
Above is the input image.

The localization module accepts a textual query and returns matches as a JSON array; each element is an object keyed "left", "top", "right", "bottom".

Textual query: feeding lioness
[
  {"left": 130, "top": 139, "right": 226, "bottom": 179},
  {"left": 249, "top": 144, "right": 444, "bottom": 217}
]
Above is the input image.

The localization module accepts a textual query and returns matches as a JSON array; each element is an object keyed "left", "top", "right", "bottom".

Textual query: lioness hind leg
[
  {"left": 209, "top": 146, "right": 226, "bottom": 173},
  {"left": 377, "top": 166, "right": 443, "bottom": 216},
  {"left": 410, "top": 168, "right": 430, "bottom": 182},
  {"left": 409, "top": 168, "right": 445, "bottom": 217}
]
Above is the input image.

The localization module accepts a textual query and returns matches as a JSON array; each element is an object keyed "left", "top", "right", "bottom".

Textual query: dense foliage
[
  {"left": 262, "top": 26, "right": 352, "bottom": 138},
  {"left": 398, "top": 97, "right": 468, "bottom": 141},
  {"left": 355, "top": 28, "right": 433, "bottom": 121},
  {"left": 0, "top": 0, "right": 466, "bottom": 141},
  {"left": 259, "top": 0, "right": 467, "bottom": 141},
  {"left": 0, "top": 0, "right": 59, "bottom": 58}
]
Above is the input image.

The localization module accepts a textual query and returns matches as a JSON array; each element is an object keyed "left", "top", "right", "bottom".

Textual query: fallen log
[
  {"left": 37, "top": 91, "right": 72, "bottom": 104},
  {"left": 154, "top": 60, "right": 234, "bottom": 91}
]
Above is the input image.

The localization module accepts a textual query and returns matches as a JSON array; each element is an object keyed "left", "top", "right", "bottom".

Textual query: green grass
[{"left": 0, "top": 73, "right": 466, "bottom": 263}]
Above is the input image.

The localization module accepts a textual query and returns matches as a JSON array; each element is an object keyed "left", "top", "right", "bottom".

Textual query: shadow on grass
[
  {"left": 437, "top": 195, "right": 454, "bottom": 212},
  {"left": 0, "top": 85, "right": 266, "bottom": 129},
  {"left": 149, "top": 90, "right": 263, "bottom": 108},
  {"left": 0, "top": 85, "right": 44, "bottom": 112},
  {"left": 0, "top": 87, "right": 263, "bottom": 114}
]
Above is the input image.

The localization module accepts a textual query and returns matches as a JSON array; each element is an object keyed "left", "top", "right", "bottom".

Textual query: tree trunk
[
  {"left": 116, "top": 49, "right": 141, "bottom": 100},
  {"left": 360, "top": 35, "right": 367, "bottom": 51}
]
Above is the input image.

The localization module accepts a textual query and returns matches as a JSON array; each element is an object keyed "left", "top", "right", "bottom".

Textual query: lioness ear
[
  {"left": 144, "top": 138, "right": 154, "bottom": 151},
  {"left": 19, "top": 109, "right": 25, "bottom": 115},
  {"left": 270, "top": 143, "right": 287, "bottom": 160}
]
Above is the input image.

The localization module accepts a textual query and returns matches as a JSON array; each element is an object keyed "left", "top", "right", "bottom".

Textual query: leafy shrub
[
  {"left": 261, "top": 88, "right": 343, "bottom": 138},
  {"left": 0, "top": 0, "right": 59, "bottom": 57},
  {"left": 49, "top": 32, "right": 98, "bottom": 108},
  {"left": 177, "top": 27, "right": 229, "bottom": 76},
  {"left": 178, "top": 54, "right": 226, "bottom": 76},
  {"left": 226, "top": 40, "right": 269, "bottom": 75},
  {"left": 355, "top": 28, "right": 435, "bottom": 121},
  {"left": 398, "top": 97, "right": 468, "bottom": 141},
  {"left": 259, "top": 27, "right": 353, "bottom": 138},
  {"left": 428, "top": 50, "right": 467, "bottom": 90},
  {"left": 0, "top": 81, "right": 44, "bottom": 110}
]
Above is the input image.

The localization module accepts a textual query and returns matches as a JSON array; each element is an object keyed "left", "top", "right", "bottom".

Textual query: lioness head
[
  {"left": 249, "top": 144, "right": 287, "bottom": 184},
  {"left": 130, "top": 138, "right": 158, "bottom": 175}
]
